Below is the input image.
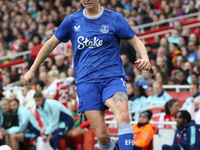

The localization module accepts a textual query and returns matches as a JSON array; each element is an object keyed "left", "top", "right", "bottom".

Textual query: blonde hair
[{"left": 48, "top": 70, "right": 60, "bottom": 78}]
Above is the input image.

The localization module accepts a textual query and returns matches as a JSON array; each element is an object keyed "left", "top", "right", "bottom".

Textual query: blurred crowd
[{"left": 0, "top": 0, "right": 200, "bottom": 149}]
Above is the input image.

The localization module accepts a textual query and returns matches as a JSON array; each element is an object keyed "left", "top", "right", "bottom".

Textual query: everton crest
[{"left": 100, "top": 25, "right": 109, "bottom": 33}]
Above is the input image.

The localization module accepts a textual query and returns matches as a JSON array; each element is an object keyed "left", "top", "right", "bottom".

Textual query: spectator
[
  {"left": 55, "top": 55, "right": 69, "bottom": 73},
  {"left": 156, "top": 56, "right": 172, "bottom": 76},
  {"left": 151, "top": 64, "right": 159, "bottom": 76},
  {"left": 174, "top": 70, "right": 189, "bottom": 85},
  {"left": 162, "top": 110, "right": 200, "bottom": 150},
  {"left": 183, "top": 61, "right": 194, "bottom": 84},
  {"left": 187, "top": 0, "right": 198, "bottom": 14},
  {"left": 1, "top": 98, "right": 12, "bottom": 127},
  {"left": 179, "top": 36, "right": 188, "bottom": 47},
  {"left": 174, "top": 21, "right": 183, "bottom": 35},
  {"left": 130, "top": 86, "right": 148, "bottom": 112},
  {"left": 67, "top": 67, "right": 75, "bottom": 77},
  {"left": 1, "top": 73, "right": 11, "bottom": 88},
  {"left": 173, "top": 0, "right": 185, "bottom": 16},
  {"left": 126, "top": 82, "right": 134, "bottom": 100},
  {"left": 155, "top": 71, "right": 171, "bottom": 85},
  {"left": 168, "top": 29, "right": 180, "bottom": 45},
  {"left": 130, "top": 8, "right": 141, "bottom": 25},
  {"left": 120, "top": 54, "right": 133, "bottom": 73},
  {"left": 0, "top": 99, "right": 40, "bottom": 150},
  {"left": 181, "top": 83, "right": 200, "bottom": 109},
  {"left": 132, "top": 110, "right": 155, "bottom": 150},
  {"left": 35, "top": 80, "right": 45, "bottom": 92},
  {"left": 160, "top": 38, "right": 169, "bottom": 50},
  {"left": 146, "top": 44, "right": 156, "bottom": 62},
  {"left": 169, "top": 43, "right": 181, "bottom": 64},
  {"left": 175, "top": 55, "right": 184, "bottom": 69},
  {"left": 190, "top": 72, "right": 199, "bottom": 84},
  {"left": 147, "top": 81, "right": 172, "bottom": 106},
  {"left": 187, "top": 41, "right": 199, "bottom": 64},
  {"left": 9, "top": 93, "right": 17, "bottom": 101},
  {"left": 134, "top": 69, "right": 154, "bottom": 87},
  {"left": 139, "top": 10, "right": 152, "bottom": 31},
  {"left": 43, "top": 70, "right": 75, "bottom": 108},
  {"left": 120, "top": 41, "right": 136, "bottom": 63},
  {"left": 39, "top": 72, "right": 48, "bottom": 87},
  {"left": 158, "top": 99, "right": 180, "bottom": 129},
  {"left": 187, "top": 97, "right": 200, "bottom": 123},
  {"left": 181, "top": 46, "right": 189, "bottom": 59},
  {"left": 133, "top": 67, "right": 144, "bottom": 84},
  {"left": 147, "top": 84, "right": 154, "bottom": 96},
  {"left": 159, "top": 14, "right": 169, "bottom": 28},
  {"left": 189, "top": 33, "right": 199, "bottom": 43},
  {"left": 34, "top": 92, "right": 74, "bottom": 150},
  {"left": 60, "top": 72, "right": 68, "bottom": 79},
  {"left": 125, "top": 70, "right": 135, "bottom": 82},
  {"left": 156, "top": 46, "right": 167, "bottom": 57},
  {"left": 181, "top": 28, "right": 191, "bottom": 37}
]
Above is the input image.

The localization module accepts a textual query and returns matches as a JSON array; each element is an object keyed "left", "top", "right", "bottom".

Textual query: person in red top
[
  {"left": 158, "top": 99, "right": 180, "bottom": 129},
  {"left": 132, "top": 110, "right": 155, "bottom": 150},
  {"left": 42, "top": 70, "right": 76, "bottom": 108}
]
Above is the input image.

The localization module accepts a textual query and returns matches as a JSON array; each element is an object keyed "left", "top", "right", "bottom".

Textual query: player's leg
[
  {"left": 102, "top": 78, "right": 133, "bottom": 150},
  {"left": 10, "top": 133, "right": 24, "bottom": 150},
  {"left": 85, "top": 110, "right": 118, "bottom": 150},
  {"left": 105, "top": 92, "right": 133, "bottom": 150},
  {"left": 77, "top": 82, "right": 118, "bottom": 150}
]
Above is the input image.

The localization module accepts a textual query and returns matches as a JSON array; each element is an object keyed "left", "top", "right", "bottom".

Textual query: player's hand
[
  {"left": 24, "top": 70, "right": 35, "bottom": 85},
  {"left": 135, "top": 58, "right": 151, "bottom": 71},
  {"left": 42, "top": 135, "right": 48, "bottom": 142}
]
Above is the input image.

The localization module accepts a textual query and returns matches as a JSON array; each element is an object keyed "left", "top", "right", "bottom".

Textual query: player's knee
[
  {"left": 117, "top": 111, "right": 130, "bottom": 124},
  {"left": 96, "top": 131, "right": 109, "bottom": 143}
]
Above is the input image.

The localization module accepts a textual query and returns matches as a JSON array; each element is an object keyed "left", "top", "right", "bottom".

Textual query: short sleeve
[
  {"left": 115, "top": 14, "right": 135, "bottom": 39},
  {"left": 54, "top": 15, "right": 72, "bottom": 42}
]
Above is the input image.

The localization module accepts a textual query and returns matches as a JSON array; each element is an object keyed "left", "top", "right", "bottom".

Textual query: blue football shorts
[{"left": 77, "top": 77, "right": 127, "bottom": 113}]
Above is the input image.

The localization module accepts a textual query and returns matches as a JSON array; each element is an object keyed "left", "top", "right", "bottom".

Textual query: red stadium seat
[
  {"left": 177, "top": 92, "right": 191, "bottom": 107},
  {"left": 167, "top": 91, "right": 178, "bottom": 99},
  {"left": 150, "top": 108, "right": 164, "bottom": 114}
]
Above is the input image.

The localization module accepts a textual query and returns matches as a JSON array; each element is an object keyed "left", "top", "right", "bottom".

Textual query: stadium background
[{"left": 0, "top": 0, "right": 200, "bottom": 149}]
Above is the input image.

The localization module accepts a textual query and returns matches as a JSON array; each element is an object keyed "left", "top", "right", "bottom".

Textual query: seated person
[
  {"left": 0, "top": 99, "right": 40, "bottom": 150},
  {"left": 42, "top": 70, "right": 75, "bottom": 108},
  {"left": 181, "top": 83, "right": 200, "bottom": 109},
  {"left": 158, "top": 99, "right": 180, "bottom": 129},
  {"left": 1, "top": 98, "right": 17, "bottom": 129},
  {"left": 147, "top": 81, "right": 172, "bottom": 106},
  {"left": 130, "top": 86, "right": 148, "bottom": 114},
  {"left": 162, "top": 110, "right": 200, "bottom": 150},
  {"left": 132, "top": 110, "right": 155, "bottom": 150},
  {"left": 187, "top": 97, "right": 200, "bottom": 123},
  {"left": 34, "top": 92, "right": 74, "bottom": 150}
]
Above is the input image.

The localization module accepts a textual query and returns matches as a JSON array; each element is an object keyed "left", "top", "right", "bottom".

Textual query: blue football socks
[
  {"left": 99, "top": 138, "right": 118, "bottom": 150},
  {"left": 118, "top": 124, "right": 134, "bottom": 150}
]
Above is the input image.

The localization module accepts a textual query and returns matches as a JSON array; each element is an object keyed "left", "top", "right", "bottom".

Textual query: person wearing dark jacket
[{"left": 162, "top": 110, "right": 200, "bottom": 150}]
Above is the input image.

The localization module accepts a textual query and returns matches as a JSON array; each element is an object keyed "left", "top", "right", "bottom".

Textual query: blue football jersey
[{"left": 54, "top": 7, "right": 135, "bottom": 84}]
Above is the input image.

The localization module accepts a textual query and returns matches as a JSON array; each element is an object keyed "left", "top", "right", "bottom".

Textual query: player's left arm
[{"left": 127, "top": 35, "right": 151, "bottom": 70}]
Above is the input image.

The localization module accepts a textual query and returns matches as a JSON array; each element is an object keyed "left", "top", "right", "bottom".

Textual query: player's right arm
[{"left": 24, "top": 35, "right": 61, "bottom": 84}]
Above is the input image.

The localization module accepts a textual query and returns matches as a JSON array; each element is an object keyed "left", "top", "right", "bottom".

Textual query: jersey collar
[{"left": 83, "top": 7, "right": 104, "bottom": 19}]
